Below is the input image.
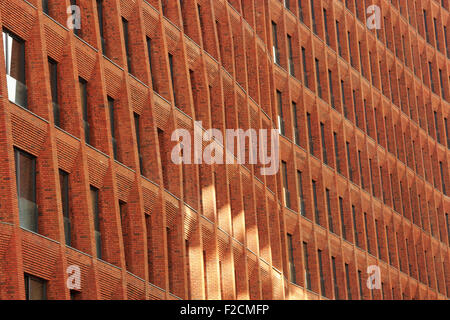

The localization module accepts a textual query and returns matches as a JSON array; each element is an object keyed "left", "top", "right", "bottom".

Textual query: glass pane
[{"left": 29, "top": 277, "right": 46, "bottom": 300}]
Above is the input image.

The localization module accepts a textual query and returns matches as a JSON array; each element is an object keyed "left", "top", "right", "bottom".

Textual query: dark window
[
  {"left": 97, "top": 0, "right": 105, "bottom": 53},
  {"left": 440, "top": 161, "right": 446, "bottom": 195},
  {"left": 297, "top": 171, "right": 305, "bottom": 216},
  {"left": 122, "top": 18, "right": 132, "bottom": 73},
  {"left": 363, "top": 212, "right": 371, "bottom": 254},
  {"left": 3, "top": 29, "right": 27, "bottom": 108},
  {"left": 345, "top": 263, "right": 352, "bottom": 299},
  {"left": 42, "top": 0, "right": 49, "bottom": 14},
  {"left": 282, "top": 161, "right": 290, "bottom": 208},
  {"left": 312, "top": 180, "right": 320, "bottom": 225},
  {"left": 48, "top": 57, "right": 59, "bottom": 127},
  {"left": 339, "top": 196, "right": 346, "bottom": 239},
  {"left": 332, "top": 256, "right": 339, "bottom": 299},
  {"left": 79, "top": 77, "right": 89, "bottom": 144},
  {"left": 315, "top": 58, "right": 322, "bottom": 98},
  {"left": 321, "top": 123, "right": 327, "bottom": 165},
  {"left": 301, "top": 47, "right": 308, "bottom": 87},
  {"left": 168, "top": 53, "right": 177, "bottom": 106},
  {"left": 287, "top": 34, "right": 295, "bottom": 76},
  {"left": 336, "top": 20, "right": 342, "bottom": 56},
  {"left": 277, "top": 90, "right": 285, "bottom": 135},
  {"left": 310, "top": 0, "right": 317, "bottom": 34},
  {"left": 90, "top": 186, "right": 102, "bottom": 259},
  {"left": 303, "top": 242, "right": 311, "bottom": 290},
  {"left": 358, "top": 150, "right": 364, "bottom": 189},
  {"left": 298, "top": 0, "right": 304, "bottom": 22},
  {"left": 134, "top": 112, "right": 143, "bottom": 175},
  {"left": 352, "top": 205, "right": 359, "bottom": 247},
  {"left": 346, "top": 142, "right": 353, "bottom": 181},
  {"left": 146, "top": 37, "right": 156, "bottom": 91},
  {"left": 292, "top": 102, "right": 299, "bottom": 145},
  {"left": 307, "top": 112, "right": 313, "bottom": 155},
  {"left": 59, "top": 170, "right": 71, "bottom": 246},
  {"left": 341, "top": 80, "right": 348, "bottom": 118},
  {"left": 24, "top": 274, "right": 46, "bottom": 300},
  {"left": 357, "top": 270, "right": 364, "bottom": 300},
  {"left": 318, "top": 249, "right": 326, "bottom": 297},
  {"left": 287, "top": 234, "right": 296, "bottom": 284},
  {"left": 323, "top": 9, "right": 330, "bottom": 45},
  {"left": 326, "top": 188, "right": 333, "bottom": 232},
  {"left": 334, "top": 132, "right": 341, "bottom": 174},
  {"left": 108, "top": 97, "right": 118, "bottom": 160},
  {"left": 14, "top": 148, "right": 37, "bottom": 232},
  {"left": 423, "top": 10, "right": 430, "bottom": 43},
  {"left": 328, "top": 70, "right": 335, "bottom": 108},
  {"left": 434, "top": 111, "right": 441, "bottom": 144}
]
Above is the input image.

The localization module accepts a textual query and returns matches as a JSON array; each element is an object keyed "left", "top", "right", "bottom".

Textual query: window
[
  {"left": 321, "top": 123, "right": 327, "bottom": 165},
  {"left": 307, "top": 112, "right": 313, "bottom": 155},
  {"left": 277, "top": 90, "right": 285, "bottom": 135},
  {"left": 339, "top": 196, "right": 346, "bottom": 239},
  {"left": 90, "top": 186, "right": 102, "bottom": 259},
  {"left": 358, "top": 150, "right": 364, "bottom": 189},
  {"left": 336, "top": 21, "right": 342, "bottom": 56},
  {"left": 352, "top": 90, "right": 359, "bottom": 127},
  {"left": 315, "top": 58, "right": 322, "bottom": 98},
  {"left": 302, "top": 47, "right": 308, "bottom": 87},
  {"left": 24, "top": 274, "right": 46, "bottom": 300},
  {"left": 303, "top": 242, "right": 311, "bottom": 290},
  {"left": 352, "top": 205, "right": 359, "bottom": 247},
  {"left": 341, "top": 80, "right": 348, "bottom": 118},
  {"left": 197, "top": 4, "right": 205, "bottom": 48},
  {"left": 363, "top": 212, "right": 371, "bottom": 254},
  {"left": 108, "top": 97, "right": 118, "bottom": 160},
  {"left": 14, "top": 148, "right": 37, "bottom": 232},
  {"left": 292, "top": 102, "right": 299, "bottom": 145},
  {"left": 346, "top": 142, "right": 353, "bottom": 181},
  {"left": 42, "top": 0, "right": 49, "bottom": 14},
  {"left": 310, "top": 0, "right": 317, "bottom": 34},
  {"left": 345, "top": 263, "right": 352, "bottom": 299},
  {"left": 357, "top": 270, "right": 364, "bottom": 300},
  {"left": 326, "top": 189, "right": 333, "bottom": 232},
  {"left": 423, "top": 10, "right": 430, "bottom": 43},
  {"left": 439, "top": 69, "right": 445, "bottom": 100},
  {"left": 146, "top": 37, "right": 156, "bottom": 91},
  {"left": 287, "top": 34, "right": 295, "bottom": 76},
  {"left": 297, "top": 171, "right": 305, "bottom": 216},
  {"left": 318, "top": 249, "right": 326, "bottom": 297},
  {"left": 59, "top": 170, "right": 71, "bottom": 246},
  {"left": 70, "top": 0, "right": 79, "bottom": 36},
  {"left": 298, "top": 0, "right": 304, "bottom": 22},
  {"left": 282, "top": 161, "right": 290, "bottom": 208},
  {"left": 79, "top": 77, "right": 89, "bottom": 144},
  {"left": 429, "top": 62, "right": 435, "bottom": 93},
  {"left": 122, "top": 18, "right": 132, "bottom": 73},
  {"left": 168, "top": 53, "right": 177, "bottom": 106},
  {"left": 272, "top": 22, "right": 279, "bottom": 64},
  {"left": 287, "top": 234, "right": 296, "bottom": 284},
  {"left": 284, "top": 0, "right": 290, "bottom": 10},
  {"left": 134, "top": 112, "right": 143, "bottom": 175},
  {"left": 439, "top": 161, "right": 446, "bottom": 195},
  {"left": 312, "top": 180, "right": 320, "bottom": 225},
  {"left": 323, "top": 9, "right": 330, "bottom": 45},
  {"left": 334, "top": 132, "right": 341, "bottom": 174},
  {"left": 332, "top": 256, "right": 339, "bottom": 299},
  {"left": 328, "top": 70, "right": 335, "bottom": 108},
  {"left": 48, "top": 57, "right": 59, "bottom": 127},
  {"left": 3, "top": 29, "right": 27, "bottom": 108},
  {"left": 97, "top": 0, "right": 105, "bottom": 53}
]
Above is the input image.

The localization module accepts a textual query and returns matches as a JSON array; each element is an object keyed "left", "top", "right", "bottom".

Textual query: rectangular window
[
  {"left": 336, "top": 21, "right": 342, "bottom": 56},
  {"left": 70, "top": 0, "right": 79, "bottom": 36},
  {"left": 323, "top": 9, "right": 330, "bottom": 45},
  {"left": 3, "top": 29, "right": 27, "bottom": 108},
  {"left": 434, "top": 18, "right": 439, "bottom": 50},
  {"left": 15, "top": 148, "right": 37, "bottom": 232},
  {"left": 48, "top": 57, "right": 59, "bottom": 127},
  {"left": 108, "top": 97, "right": 118, "bottom": 160},
  {"left": 444, "top": 26, "right": 449, "bottom": 58},
  {"left": 312, "top": 180, "right": 320, "bottom": 225},
  {"left": 374, "top": 219, "right": 382, "bottom": 260},
  {"left": 59, "top": 170, "right": 71, "bottom": 246},
  {"left": 346, "top": 142, "right": 353, "bottom": 181},
  {"left": 24, "top": 274, "right": 46, "bottom": 300},
  {"left": 352, "top": 205, "right": 359, "bottom": 247},
  {"left": 168, "top": 53, "right": 177, "bottom": 106},
  {"left": 439, "top": 69, "right": 445, "bottom": 100},
  {"left": 332, "top": 256, "right": 339, "bottom": 299},
  {"left": 310, "top": 0, "right": 317, "bottom": 34},
  {"left": 287, "top": 234, "right": 296, "bottom": 284},
  {"left": 334, "top": 132, "right": 341, "bottom": 174},
  {"left": 341, "top": 80, "right": 348, "bottom": 118},
  {"left": 429, "top": 62, "right": 435, "bottom": 93},
  {"left": 440, "top": 161, "right": 446, "bottom": 195},
  {"left": 79, "top": 77, "right": 89, "bottom": 144},
  {"left": 369, "top": 159, "right": 375, "bottom": 196},
  {"left": 298, "top": 0, "right": 304, "bottom": 22},
  {"left": 297, "top": 171, "right": 305, "bottom": 216},
  {"left": 277, "top": 90, "right": 285, "bottom": 135},
  {"left": 42, "top": 0, "right": 49, "bottom": 14},
  {"left": 358, "top": 270, "right": 364, "bottom": 300},
  {"left": 272, "top": 22, "right": 279, "bottom": 64},
  {"left": 345, "top": 263, "right": 352, "bottom": 300},
  {"left": 321, "top": 123, "right": 327, "bottom": 165},
  {"left": 302, "top": 47, "right": 308, "bottom": 87},
  {"left": 90, "top": 186, "right": 102, "bottom": 260},
  {"left": 326, "top": 188, "right": 333, "bottom": 232},
  {"left": 318, "top": 249, "right": 326, "bottom": 297},
  {"left": 97, "top": 0, "right": 105, "bottom": 53},
  {"left": 364, "top": 212, "right": 371, "bottom": 254},
  {"left": 303, "top": 242, "right": 311, "bottom": 290},
  {"left": 328, "top": 70, "right": 335, "bottom": 108},
  {"left": 315, "top": 58, "right": 322, "bottom": 98},
  {"left": 287, "top": 34, "right": 295, "bottom": 76},
  {"left": 282, "top": 161, "right": 290, "bottom": 208},
  {"left": 307, "top": 112, "right": 314, "bottom": 156},
  {"left": 358, "top": 150, "right": 364, "bottom": 189},
  {"left": 353, "top": 90, "right": 359, "bottom": 128},
  {"left": 134, "top": 113, "right": 143, "bottom": 175},
  {"left": 339, "top": 196, "right": 346, "bottom": 239},
  {"left": 122, "top": 18, "right": 132, "bottom": 73},
  {"left": 434, "top": 111, "right": 441, "bottom": 144},
  {"left": 146, "top": 37, "right": 156, "bottom": 91},
  {"left": 292, "top": 102, "right": 299, "bottom": 145}
]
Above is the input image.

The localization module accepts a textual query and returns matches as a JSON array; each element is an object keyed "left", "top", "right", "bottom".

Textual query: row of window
[{"left": 286, "top": 233, "right": 448, "bottom": 299}]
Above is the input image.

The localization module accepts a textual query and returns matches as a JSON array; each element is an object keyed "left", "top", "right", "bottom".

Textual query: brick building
[{"left": 0, "top": 0, "right": 448, "bottom": 300}]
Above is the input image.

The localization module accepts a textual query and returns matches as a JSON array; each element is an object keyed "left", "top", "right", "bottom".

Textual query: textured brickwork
[{"left": 0, "top": 0, "right": 448, "bottom": 300}]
